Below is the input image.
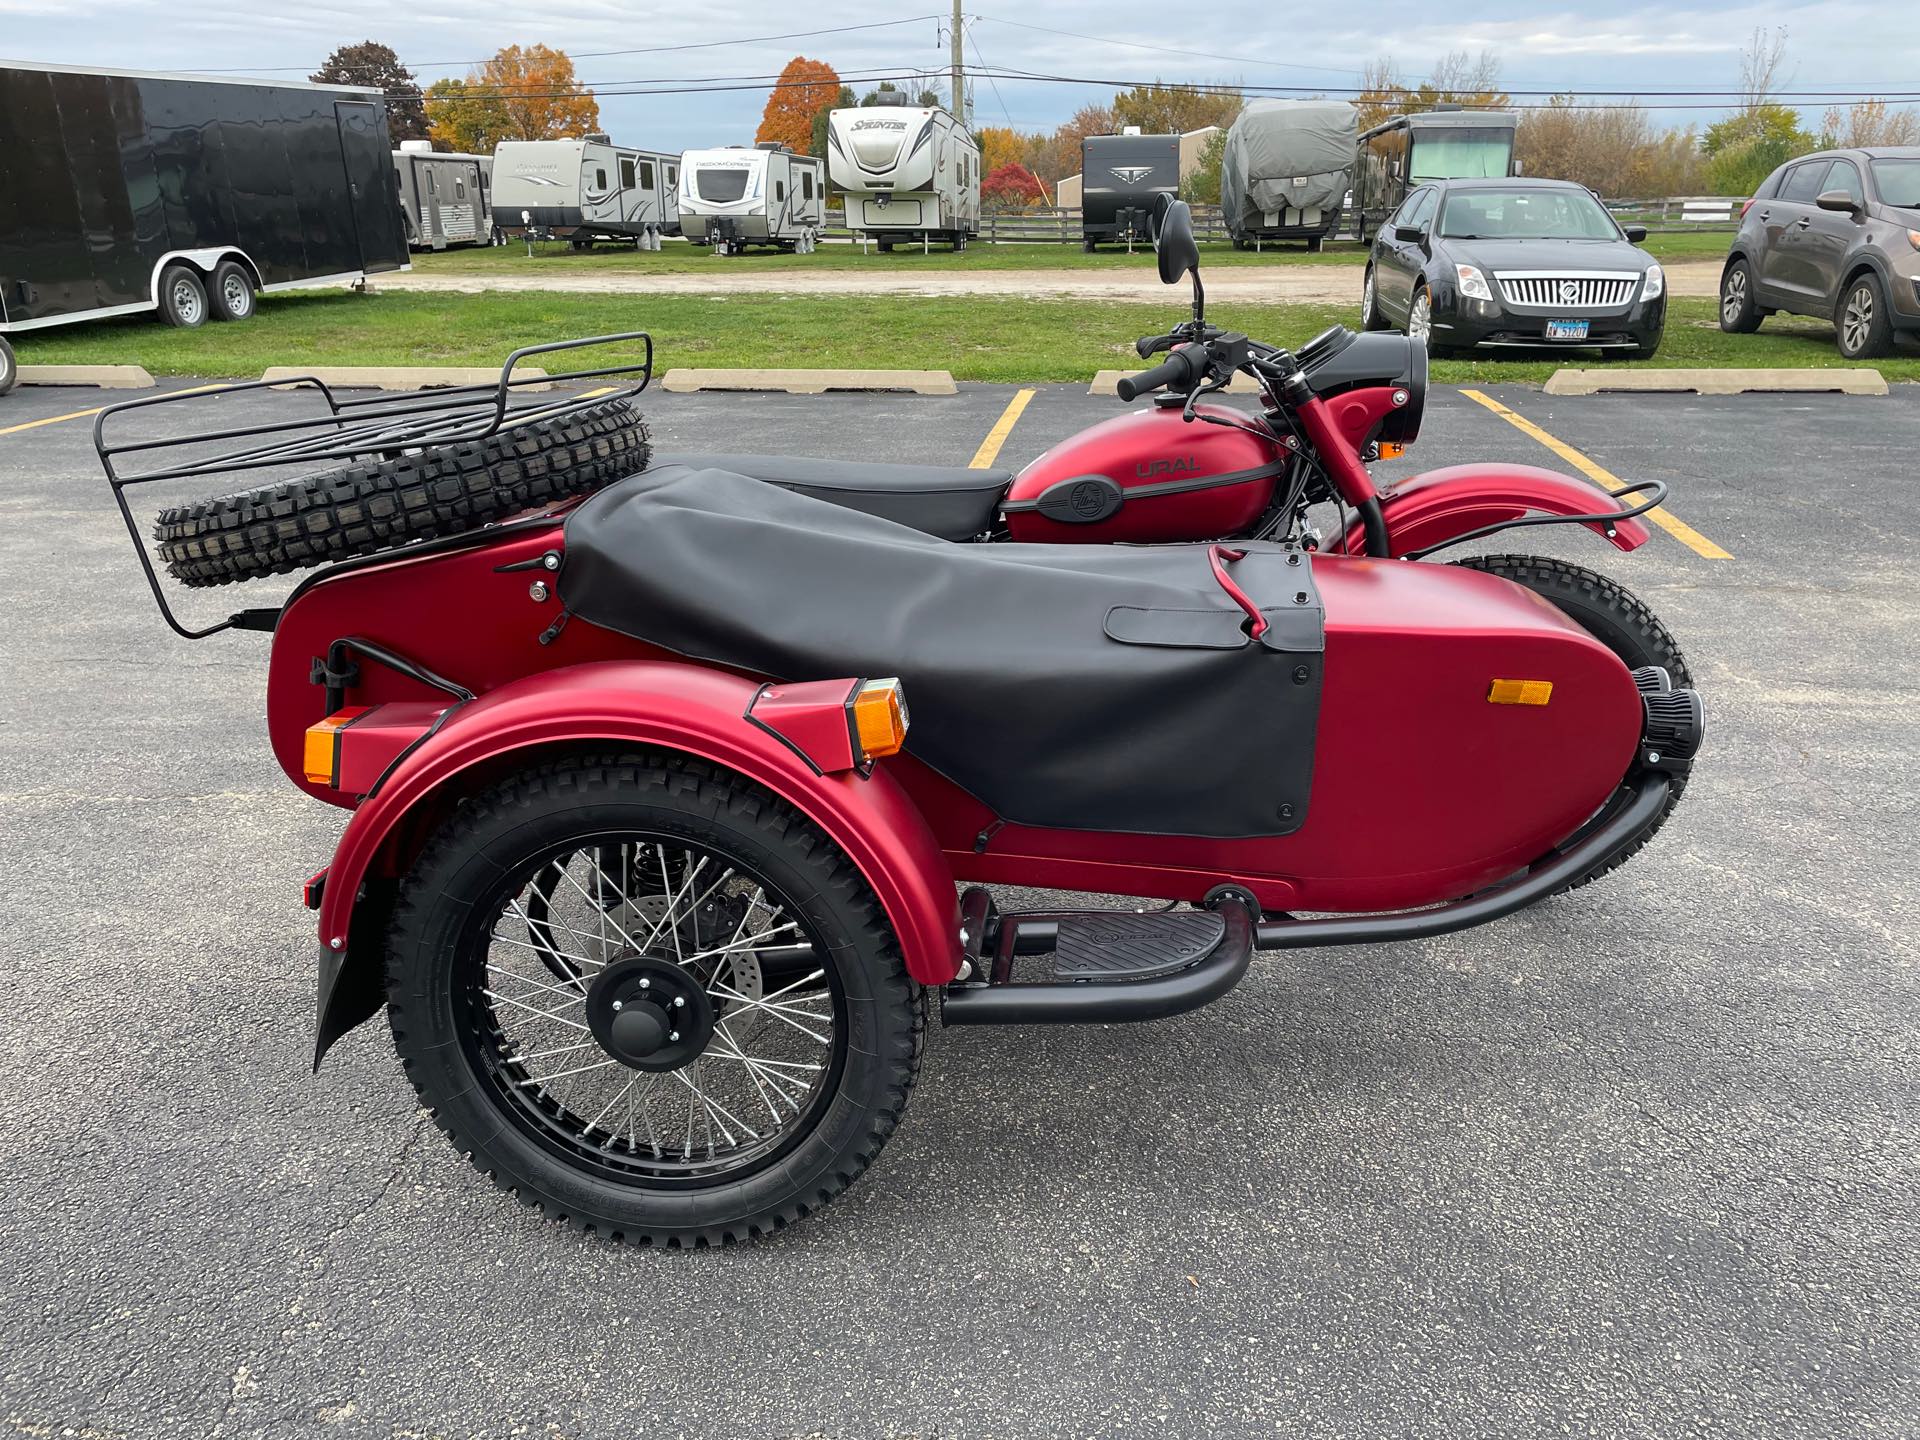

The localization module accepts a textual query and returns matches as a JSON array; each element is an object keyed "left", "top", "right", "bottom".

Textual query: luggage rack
[{"left": 94, "top": 332, "right": 654, "bottom": 641}]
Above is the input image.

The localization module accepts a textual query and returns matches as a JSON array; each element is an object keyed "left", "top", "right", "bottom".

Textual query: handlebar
[{"left": 1116, "top": 343, "right": 1207, "bottom": 402}]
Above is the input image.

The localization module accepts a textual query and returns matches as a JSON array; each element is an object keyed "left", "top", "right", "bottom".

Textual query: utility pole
[{"left": 950, "top": 0, "right": 966, "bottom": 125}]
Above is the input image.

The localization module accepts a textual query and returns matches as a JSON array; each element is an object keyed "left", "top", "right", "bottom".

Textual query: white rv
[
  {"left": 678, "top": 143, "right": 825, "bottom": 254},
  {"left": 491, "top": 136, "right": 681, "bottom": 249},
  {"left": 826, "top": 101, "right": 980, "bottom": 251},
  {"left": 392, "top": 141, "right": 494, "bottom": 249}
]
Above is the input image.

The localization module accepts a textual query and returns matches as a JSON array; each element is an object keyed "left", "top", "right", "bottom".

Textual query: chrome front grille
[{"left": 1497, "top": 274, "right": 1638, "bottom": 310}]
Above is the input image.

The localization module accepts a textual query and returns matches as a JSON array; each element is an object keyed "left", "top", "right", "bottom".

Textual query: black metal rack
[{"left": 94, "top": 332, "right": 653, "bottom": 641}]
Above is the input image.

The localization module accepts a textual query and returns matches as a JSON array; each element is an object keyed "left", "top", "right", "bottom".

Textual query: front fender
[
  {"left": 313, "top": 660, "right": 961, "bottom": 1065},
  {"left": 1344, "top": 462, "right": 1651, "bottom": 558}
]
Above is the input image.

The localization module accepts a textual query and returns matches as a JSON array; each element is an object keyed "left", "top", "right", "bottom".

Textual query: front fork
[{"left": 1280, "top": 374, "right": 1391, "bottom": 557}]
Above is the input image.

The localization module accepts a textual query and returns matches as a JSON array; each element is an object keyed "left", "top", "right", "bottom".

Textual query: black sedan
[{"left": 1362, "top": 178, "right": 1667, "bottom": 358}]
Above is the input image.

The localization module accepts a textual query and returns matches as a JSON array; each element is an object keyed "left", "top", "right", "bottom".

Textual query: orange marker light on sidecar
[
  {"left": 850, "top": 678, "right": 910, "bottom": 760},
  {"left": 1487, "top": 679, "right": 1554, "bottom": 707},
  {"left": 303, "top": 707, "right": 371, "bottom": 785}
]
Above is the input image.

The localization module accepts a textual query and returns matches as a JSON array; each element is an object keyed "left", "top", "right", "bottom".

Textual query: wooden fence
[{"left": 817, "top": 196, "right": 1742, "bottom": 246}]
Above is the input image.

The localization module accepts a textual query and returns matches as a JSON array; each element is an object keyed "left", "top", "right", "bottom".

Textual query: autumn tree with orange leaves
[
  {"left": 756, "top": 57, "right": 841, "bottom": 152},
  {"left": 426, "top": 44, "right": 599, "bottom": 153}
]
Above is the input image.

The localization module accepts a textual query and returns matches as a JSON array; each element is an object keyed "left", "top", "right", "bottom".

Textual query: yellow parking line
[
  {"left": 1459, "top": 388, "right": 1731, "bottom": 561},
  {"left": 0, "top": 383, "right": 223, "bottom": 440},
  {"left": 969, "top": 387, "right": 1037, "bottom": 469}
]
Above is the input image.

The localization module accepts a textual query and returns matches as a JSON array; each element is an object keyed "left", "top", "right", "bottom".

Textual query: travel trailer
[
  {"left": 393, "top": 142, "right": 494, "bottom": 249},
  {"left": 1081, "top": 130, "right": 1180, "bottom": 250},
  {"left": 679, "top": 144, "right": 826, "bottom": 254},
  {"left": 826, "top": 100, "right": 980, "bottom": 251},
  {"left": 1353, "top": 109, "right": 1519, "bottom": 240},
  {"left": 0, "top": 60, "right": 406, "bottom": 353},
  {"left": 491, "top": 137, "right": 681, "bottom": 249},
  {"left": 1221, "top": 100, "right": 1358, "bottom": 251}
]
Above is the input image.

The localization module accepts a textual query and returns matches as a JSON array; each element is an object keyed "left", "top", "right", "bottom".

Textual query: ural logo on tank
[
  {"left": 1136, "top": 457, "right": 1198, "bottom": 478},
  {"left": 1110, "top": 166, "right": 1155, "bottom": 184}
]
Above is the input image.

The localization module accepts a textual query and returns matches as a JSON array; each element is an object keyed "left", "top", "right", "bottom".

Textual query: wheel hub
[{"left": 584, "top": 956, "right": 715, "bottom": 1072}]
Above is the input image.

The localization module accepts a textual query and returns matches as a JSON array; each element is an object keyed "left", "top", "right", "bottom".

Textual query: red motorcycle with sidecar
[{"left": 99, "top": 201, "right": 1702, "bottom": 1246}]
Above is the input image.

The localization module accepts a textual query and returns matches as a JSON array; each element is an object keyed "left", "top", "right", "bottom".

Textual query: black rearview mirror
[{"left": 1153, "top": 197, "right": 1200, "bottom": 286}]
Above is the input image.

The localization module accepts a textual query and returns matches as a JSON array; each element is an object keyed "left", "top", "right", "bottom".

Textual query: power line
[{"left": 200, "top": 16, "right": 943, "bottom": 76}]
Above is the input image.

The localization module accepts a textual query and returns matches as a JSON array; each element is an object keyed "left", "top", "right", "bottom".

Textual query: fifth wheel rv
[
  {"left": 393, "top": 142, "right": 494, "bottom": 249},
  {"left": 491, "top": 137, "right": 681, "bottom": 249},
  {"left": 826, "top": 100, "right": 980, "bottom": 251},
  {"left": 679, "top": 144, "right": 825, "bottom": 254}
]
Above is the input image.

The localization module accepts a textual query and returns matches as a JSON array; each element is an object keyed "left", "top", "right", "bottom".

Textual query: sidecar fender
[
  {"left": 311, "top": 660, "right": 961, "bottom": 1067},
  {"left": 1343, "top": 463, "right": 1651, "bottom": 558}
]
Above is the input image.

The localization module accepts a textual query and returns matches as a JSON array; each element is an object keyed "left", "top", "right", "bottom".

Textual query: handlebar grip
[{"left": 1116, "top": 344, "right": 1203, "bottom": 402}]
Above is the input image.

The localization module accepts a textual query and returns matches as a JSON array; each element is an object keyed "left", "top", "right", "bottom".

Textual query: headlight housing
[
  {"left": 1456, "top": 264, "right": 1494, "bottom": 302},
  {"left": 1642, "top": 263, "right": 1666, "bottom": 300}
]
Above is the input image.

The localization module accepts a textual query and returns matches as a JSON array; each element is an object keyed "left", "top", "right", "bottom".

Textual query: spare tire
[{"left": 154, "top": 397, "right": 649, "bottom": 587}]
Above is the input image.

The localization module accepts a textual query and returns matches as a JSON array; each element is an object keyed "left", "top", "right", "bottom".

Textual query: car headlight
[
  {"left": 1907, "top": 229, "right": 1920, "bottom": 252},
  {"left": 1642, "top": 263, "right": 1665, "bottom": 300},
  {"left": 1456, "top": 264, "right": 1494, "bottom": 302}
]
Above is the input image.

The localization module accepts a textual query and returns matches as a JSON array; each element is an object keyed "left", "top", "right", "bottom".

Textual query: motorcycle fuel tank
[{"left": 1002, "top": 401, "right": 1285, "bottom": 543}]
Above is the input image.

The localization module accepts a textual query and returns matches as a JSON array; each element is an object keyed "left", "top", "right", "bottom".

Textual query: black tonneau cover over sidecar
[{"left": 561, "top": 466, "right": 1323, "bottom": 838}]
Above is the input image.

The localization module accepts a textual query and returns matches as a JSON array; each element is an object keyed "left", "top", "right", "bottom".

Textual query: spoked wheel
[
  {"left": 1452, "top": 555, "right": 1693, "bottom": 891},
  {"left": 385, "top": 755, "right": 924, "bottom": 1246}
]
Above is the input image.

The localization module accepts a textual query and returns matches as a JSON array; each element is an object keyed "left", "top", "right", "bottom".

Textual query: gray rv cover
[
  {"left": 561, "top": 466, "right": 1323, "bottom": 838},
  {"left": 1221, "top": 100, "right": 1357, "bottom": 230}
]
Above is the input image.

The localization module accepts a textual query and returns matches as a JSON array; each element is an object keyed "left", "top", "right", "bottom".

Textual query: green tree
[
  {"left": 1703, "top": 103, "right": 1815, "bottom": 195},
  {"left": 312, "top": 41, "right": 426, "bottom": 146},
  {"left": 1182, "top": 128, "right": 1228, "bottom": 205},
  {"left": 1112, "top": 82, "right": 1241, "bottom": 135}
]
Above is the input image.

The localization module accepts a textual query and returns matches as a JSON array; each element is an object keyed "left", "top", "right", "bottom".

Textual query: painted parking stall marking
[
  {"left": 1459, "top": 388, "right": 1733, "bottom": 561},
  {"left": 970, "top": 387, "right": 1036, "bottom": 469}
]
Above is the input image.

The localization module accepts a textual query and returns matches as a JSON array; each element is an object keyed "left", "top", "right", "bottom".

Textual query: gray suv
[{"left": 1720, "top": 147, "right": 1920, "bottom": 358}]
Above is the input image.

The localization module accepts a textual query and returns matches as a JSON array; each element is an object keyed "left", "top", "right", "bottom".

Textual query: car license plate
[{"left": 1546, "top": 320, "right": 1590, "bottom": 341}]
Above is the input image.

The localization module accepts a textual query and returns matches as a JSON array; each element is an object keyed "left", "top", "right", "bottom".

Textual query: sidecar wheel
[
  {"left": 151, "top": 397, "right": 649, "bottom": 588},
  {"left": 383, "top": 754, "right": 925, "bottom": 1247},
  {"left": 1451, "top": 554, "right": 1692, "bottom": 891}
]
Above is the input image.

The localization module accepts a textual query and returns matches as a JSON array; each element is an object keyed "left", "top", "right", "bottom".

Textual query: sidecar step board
[
  {"left": 1054, "top": 910, "right": 1225, "bottom": 981},
  {"left": 942, "top": 900, "right": 1254, "bottom": 1026}
]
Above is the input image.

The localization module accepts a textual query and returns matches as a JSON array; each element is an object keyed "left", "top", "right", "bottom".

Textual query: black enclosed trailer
[
  {"left": 0, "top": 61, "right": 409, "bottom": 357},
  {"left": 1081, "top": 132, "right": 1180, "bottom": 251}
]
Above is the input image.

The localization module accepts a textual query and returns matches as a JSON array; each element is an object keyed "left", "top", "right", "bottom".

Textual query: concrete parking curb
[
  {"left": 259, "top": 366, "right": 551, "bottom": 392},
  {"left": 17, "top": 365, "right": 155, "bottom": 389},
  {"left": 1545, "top": 367, "right": 1888, "bottom": 396},
  {"left": 660, "top": 368, "right": 956, "bottom": 395},
  {"left": 1088, "top": 370, "right": 1262, "bottom": 397}
]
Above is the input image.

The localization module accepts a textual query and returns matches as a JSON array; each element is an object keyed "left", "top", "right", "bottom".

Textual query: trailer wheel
[
  {"left": 208, "top": 261, "right": 256, "bottom": 322},
  {"left": 1306, "top": 234, "right": 1325, "bottom": 254},
  {"left": 157, "top": 265, "right": 209, "bottom": 328},
  {"left": 0, "top": 337, "right": 16, "bottom": 397},
  {"left": 152, "top": 397, "right": 649, "bottom": 587}
]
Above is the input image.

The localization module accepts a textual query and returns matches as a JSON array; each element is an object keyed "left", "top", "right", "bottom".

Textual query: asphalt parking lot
[{"left": 1, "top": 374, "right": 1916, "bottom": 1439}]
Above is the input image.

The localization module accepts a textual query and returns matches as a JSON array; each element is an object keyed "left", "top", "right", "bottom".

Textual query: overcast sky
[{"left": 5, "top": 0, "right": 1917, "bottom": 151}]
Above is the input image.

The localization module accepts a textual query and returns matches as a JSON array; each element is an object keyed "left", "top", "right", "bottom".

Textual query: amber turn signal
[
  {"left": 1376, "top": 442, "right": 1407, "bottom": 459},
  {"left": 850, "top": 678, "right": 909, "bottom": 760},
  {"left": 1487, "top": 679, "right": 1553, "bottom": 707},
  {"left": 303, "top": 707, "right": 370, "bottom": 785}
]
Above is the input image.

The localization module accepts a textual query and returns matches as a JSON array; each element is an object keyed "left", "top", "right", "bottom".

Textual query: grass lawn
[
  {"left": 15, "top": 292, "right": 1914, "bottom": 386},
  {"left": 413, "top": 228, "right": 1734, "bottom": 277}
]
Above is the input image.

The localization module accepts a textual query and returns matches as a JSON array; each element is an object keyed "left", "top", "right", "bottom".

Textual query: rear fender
[
  {"left": 1345, "top": 462, "right": 1651, "bottom": 558},
  {"left": 312, "top": 660, "right": 960, "bottom": 1066}
]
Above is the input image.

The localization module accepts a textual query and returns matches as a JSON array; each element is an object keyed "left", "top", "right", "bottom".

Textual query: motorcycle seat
[{"left": 648, "top": 453, "right": 1009, "bottom": 542}]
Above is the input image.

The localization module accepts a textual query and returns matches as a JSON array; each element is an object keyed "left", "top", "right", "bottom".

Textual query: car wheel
[
  {"left": 1835, "top": 273, "right": 1894, "bottom": 359},
  {"left": 1624, "top": 334, "right": 1663, "bottom": 361},
  {"left": 1361, "top": 267, "right": 1388, "bottom": 331},
  {"left": 0, "top": 336, "right": 16, "bottom": 397},
  {"left": 157, "top": 265, "right": 208, "bottom": 328},
  {"left": 1407, "top": 285, "right": 1449, "bottom": 355},
  {"left": 1719, "top": 259, "right": 1763, "bottom": 334}
]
